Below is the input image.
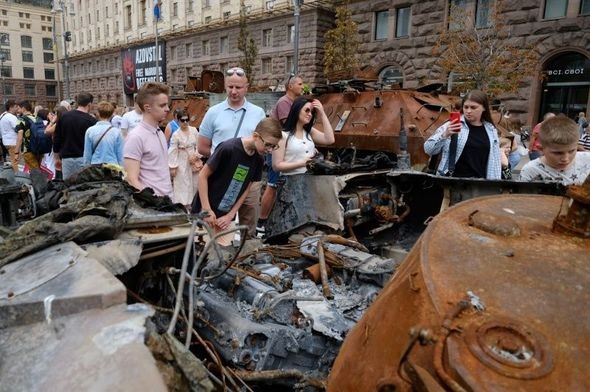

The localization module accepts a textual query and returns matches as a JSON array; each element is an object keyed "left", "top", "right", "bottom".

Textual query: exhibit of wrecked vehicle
[{"left": 0, "top": 79, "right": 588, "bottom": 392}]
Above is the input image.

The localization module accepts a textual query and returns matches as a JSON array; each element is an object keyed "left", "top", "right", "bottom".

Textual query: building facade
[
  {"left": 0, "top": 0, "right": 61, "bottom": 108},
  {"left": 62, "top": 0, "right": 589, "bottom": 125},
  {"left": 348, "top": 0, "right": 590, "bottom": 125},
  {"left": 63, "top": 0, "right": 331, "bottom": 107}
]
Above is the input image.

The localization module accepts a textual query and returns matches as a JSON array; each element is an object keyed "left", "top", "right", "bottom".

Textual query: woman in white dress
[
  {"left": 272, "top": 97, "right": 335, "bottom": 175},
  {"left": 168, "top": 110, "right": 202, "bottom": 210}
]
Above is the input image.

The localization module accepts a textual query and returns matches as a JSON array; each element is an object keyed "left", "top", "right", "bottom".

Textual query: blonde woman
[{"left": 168, "top": 110, "right": 202, "bottom": 210}]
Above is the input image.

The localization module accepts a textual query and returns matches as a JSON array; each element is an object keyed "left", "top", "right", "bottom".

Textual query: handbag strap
[
  {"left": 233, "top": 109, "right": 247, "bottom": 139},
  {"left": 92, "top": 125, "right": 113, "bottom": 156},
  {"left": 447, "top": 133, "right": 458, "bottom": 177}
]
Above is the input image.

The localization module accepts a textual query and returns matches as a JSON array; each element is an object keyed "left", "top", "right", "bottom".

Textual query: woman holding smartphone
[
  {"left": 424, "top": 90, "right": 501, "bottom": 179},
  {"left": 272, "top": 97, "right": 335, "bottom": 175}
]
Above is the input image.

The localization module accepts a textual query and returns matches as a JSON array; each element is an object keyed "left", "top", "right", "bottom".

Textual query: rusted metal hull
[
  {"left": 328, "top": 194, "right": 590, "bottom": 391},
  {"left": 317, "top": 90, "right": 460, "bottom": 168}
]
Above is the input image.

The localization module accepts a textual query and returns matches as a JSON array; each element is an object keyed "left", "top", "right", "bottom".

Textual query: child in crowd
[
  {"left": 579, "top": 121, "right": 590, "bottom": 151},
  {"left": 520, "top": 116, "right": 590, "bottom": 185},
  {"left": 499, "top": 137, "right": 512, "bottom": 180},
  {"left": 192, "top": 118, "right": 282, "bottom": 237}
]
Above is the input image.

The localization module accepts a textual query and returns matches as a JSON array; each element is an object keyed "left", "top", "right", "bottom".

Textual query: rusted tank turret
[
  {"left": 317, "top": 88, "right": 459, "bottom": 168},
  {"left": 328, "top": 180, "right": 590, "bottom": 391}
]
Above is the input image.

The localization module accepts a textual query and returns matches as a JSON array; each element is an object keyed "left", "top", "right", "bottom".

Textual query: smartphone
[{"left": 450, "top": 111, "right": 461, "bottom": 124}]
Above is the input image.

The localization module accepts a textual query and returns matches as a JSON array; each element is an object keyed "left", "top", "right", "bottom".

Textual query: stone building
[
  {"left": 62, "top": 0, "right": 589, "bottom": 124},
  {"left": 347, "top": 0, "right": 590, "bottom": 125},
  {"left": 63, "top": 0, "right": 331, "bottom": 107},
  {"left": 0, "top": 0, "right": 61, "bottom": 108}
]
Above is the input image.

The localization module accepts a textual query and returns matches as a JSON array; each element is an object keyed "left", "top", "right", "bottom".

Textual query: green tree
[
  {"left": 238, "top": 1, "right": 258, "bottom": 85},
  {"left": 433, "top": 2, "right": 538, "bottom": 97},
  {"left": 323, "top": 1, "right": 360, "bottom": 78}
]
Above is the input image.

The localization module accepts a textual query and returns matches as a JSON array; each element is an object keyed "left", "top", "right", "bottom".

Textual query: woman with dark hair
[
  {"left": 168, "top": 109, "right": 202, "bottom": 210},
  {"left": 424, "top": 90, "right": 501, "bottom": 179},
  {"left": 272, "top": 97, "right": 334, "bottom": 175}
]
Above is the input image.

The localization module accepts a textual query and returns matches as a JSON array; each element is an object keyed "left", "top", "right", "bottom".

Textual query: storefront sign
[
  {"left": 544, "top": 53, "right": 590, "bottom": 84},
  {"left": 121, "top": 41, "right": 166, "bottom": 95}
]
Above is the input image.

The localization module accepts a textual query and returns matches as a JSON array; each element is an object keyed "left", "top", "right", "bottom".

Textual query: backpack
[{"left": 29, "top": 116, "right": 53, "bottom": 154}]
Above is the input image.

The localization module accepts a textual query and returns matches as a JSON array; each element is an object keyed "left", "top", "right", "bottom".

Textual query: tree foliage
[
  {"left": 323, "top": 2, "right": 360, "bottom": 78},
  {"left": 238, "top": 1, "right": 258, "bottom": 85},
  {"left": 433, "top": 3, "right": 538, "bottom": 97}
]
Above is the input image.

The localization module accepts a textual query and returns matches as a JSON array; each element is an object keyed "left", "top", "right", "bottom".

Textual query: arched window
[{"left": 379, "top": 65, "right": 403, "bottom": 88}]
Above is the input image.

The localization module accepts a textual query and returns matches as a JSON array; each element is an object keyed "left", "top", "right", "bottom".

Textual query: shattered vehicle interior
[{"left": 0, "top": 83, "right": 586, "bottom": 392}]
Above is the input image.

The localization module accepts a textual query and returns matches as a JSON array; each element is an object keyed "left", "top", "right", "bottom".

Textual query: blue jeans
[{"left": 61, "top": 157, "right": 86, "bottom": 180}]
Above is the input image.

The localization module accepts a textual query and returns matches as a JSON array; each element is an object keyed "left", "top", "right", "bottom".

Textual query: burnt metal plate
[{"left": 0, "top": 243, "right": 80, "bottom": 299}]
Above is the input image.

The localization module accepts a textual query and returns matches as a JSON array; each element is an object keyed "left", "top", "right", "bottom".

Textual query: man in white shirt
[
  {"left": 0, "top": 100, "right": 21, "bottom": 172},
  {"left": 121, "top": 101, "right": 143, "bottom": 137}
]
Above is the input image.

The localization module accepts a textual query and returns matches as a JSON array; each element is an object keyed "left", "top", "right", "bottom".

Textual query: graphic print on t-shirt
[{"left": 218, "top": 164, "right": 249, "bottom": 212}]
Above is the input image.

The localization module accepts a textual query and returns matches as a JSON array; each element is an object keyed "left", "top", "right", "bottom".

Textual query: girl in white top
[{"left": 272, "top": 97, "right": 335, "bottom": 175}]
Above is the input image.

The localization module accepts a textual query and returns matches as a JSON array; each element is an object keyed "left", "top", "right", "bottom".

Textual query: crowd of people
[
  {"left": 0, "top": 67, "right": 335, "bottom": 241},
  {"left": 424, "top": 90, "right": 590, "bottom": 186},
  {"left": 0, "top": 72, "right": 588, "bottom": 242}
]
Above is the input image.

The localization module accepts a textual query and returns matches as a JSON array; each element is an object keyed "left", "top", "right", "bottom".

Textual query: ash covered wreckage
[{"left": 1, "top": 78, "right": 589, "bottom": 392}]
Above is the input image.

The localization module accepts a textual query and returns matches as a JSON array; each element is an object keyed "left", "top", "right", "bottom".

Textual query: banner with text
[{"left": 122, "top": 41, "right": 166, "bottom": 95}]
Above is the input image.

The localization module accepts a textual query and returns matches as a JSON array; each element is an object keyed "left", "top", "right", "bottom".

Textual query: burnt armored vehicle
[{"left": 328, "top": 177, "right": 590, "bottom": 391}]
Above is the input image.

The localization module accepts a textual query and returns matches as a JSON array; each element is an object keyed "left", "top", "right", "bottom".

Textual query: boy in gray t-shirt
[{"left": 520, "top": 116, "right": 590, "bottom": 185}]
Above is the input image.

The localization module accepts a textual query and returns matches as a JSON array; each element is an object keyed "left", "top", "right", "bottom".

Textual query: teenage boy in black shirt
[{"left": 192, "top": 118, "right": 282, "bottom": 234}]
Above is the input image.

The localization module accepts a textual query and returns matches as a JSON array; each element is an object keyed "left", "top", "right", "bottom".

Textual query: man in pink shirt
[{"left": 124, "top": 82, "right": 173, "bottom": 198}]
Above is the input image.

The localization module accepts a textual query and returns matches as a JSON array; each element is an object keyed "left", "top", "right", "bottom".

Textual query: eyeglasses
[
  {"left": 179, "top": 118, "right": 190, "bottom": 122},
  {"left": 258, "top": 134, "right": 280, "bottom": 151},
  {"left": 226, "top": 67, "right": 246, "bottom": 77},
  {"left": 304, "top": 108, "right": 313, "bottom": 114}
]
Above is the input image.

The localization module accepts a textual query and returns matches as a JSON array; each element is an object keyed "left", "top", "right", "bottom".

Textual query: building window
[
  {"left": 43, "top": 38, "right": 53, "bottom": 50},
  {"left": 41, "top": 15, "right": 46, "bottom": 21},
  {"left": 45, "top": 69, "right": 55, "bottom": 79},
  {"left": 379, "top": 65, "right": 404, "bottom": 88},
  {"left": 173, "top": 2, "right": 178, "bottom": 17},
  {"left": 3, "top": 83, "right": 13, "bottom": 95},
  {"left": 106, "top": 23, "right": 110, "bottom": 36},
  {"left": 285, "top": 55, "right": 294, "bottom": 74},
  {"left": 21, "top": 35, "right": 32, "bottom": 48},
  {"left": 544, "top": 0, "right": 568, "bottom": 18},
  {"left": 396, "top": 7, "right": 411, "bottom": 37},
  {"left": 115, "top": 21, "right": 119, "bottom": 33},
  {"left": 580, "top": 0, "right": 590, "bottom": 14},
  {"left": 262, "top": 58, "right": 272, "bottom": 74},
  {"left": 220, "top": 36, "right": 229, "bottom": 53},
  {"left": 203, "top": 0, "right": 211, "bottom": 7},
  {"left": 204, "top": 16, "right": 211, "bottom": 23},
  {"left": 140, "top": 0, "right": 146, "bottom": 25},
  {"left": 185, "top": 43, "right": 192, "bottom": 57},
  {"left": 449, "top": 0, "right": 466, "bottom": 30},
  {"left": 188, "top": 0, "right": 194, "bottom": 12},
  {"left": 375, "top": 11, "right": 389, "bottom": 40},
  {"left": 0, "top": 65, "right": 12, "bottom": 78},
  {"left": 106, "top": 6, "right": 109, "bottom": 17},
  {"left": 24, "top": 83, "right": 36, "bottom": 96},
  {"left": 22, "top": 50, "right": 33, "bottom": 62},
  {"left": 46, "top": 84, "right": 57, "bottom": 97},
  {"left": 476, "top": 0, "right": 493, "bottom": 27},
  {"left": 202, "top": 40, "right": 210, "bottom": 56},
  {"left": 170, "top": 46, "right": 176, "bottom": 60},
  {"left": 0, "top": 49, "right": 11, "bottom": 61},
  {"left": 262, "top": 29, "right": 272, "bottom": 47},
  {"left": 43, "top": 52, "right": 54, "bottom": 63},
  {"left": 125, "top": 5, "right": 132, "bottom": 29},
  {"left": 287, "top": 25, "right": 295, "bottom": 44}
]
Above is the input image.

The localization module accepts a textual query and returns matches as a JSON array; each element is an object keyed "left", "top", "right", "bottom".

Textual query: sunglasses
[
  {"left": 286, "top": 73, "right": 295, "bottom": 85},
  {"left": 226, "top": 67, "right": 246, "bottom": 77},
  {"left": 258, "top": 134, "right": 280, "bottom": 151},
  {"left": 179, "top": 118, "right": 190, "bottom": 122},
  {"left": 304, "top": 107, "right": 315, "bottom": 114}
]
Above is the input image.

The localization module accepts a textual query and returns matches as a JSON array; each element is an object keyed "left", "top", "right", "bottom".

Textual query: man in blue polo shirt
[{"left": 198, "top": 67, "right": 266, "bottom": 238}]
